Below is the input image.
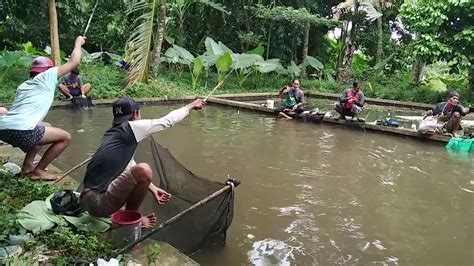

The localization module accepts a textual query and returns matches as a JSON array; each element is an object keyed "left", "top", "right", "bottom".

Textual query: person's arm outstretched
[
  {"left": 129, "top": 99, "right": 205, "bottom": 142},
  {"left": 57, "top": 36, "right": 86, "bottom": 77}
]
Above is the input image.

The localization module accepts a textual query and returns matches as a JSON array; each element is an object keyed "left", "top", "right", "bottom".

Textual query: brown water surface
[{"left": 46, "top": 105, "right": 473, "bottom": 265}]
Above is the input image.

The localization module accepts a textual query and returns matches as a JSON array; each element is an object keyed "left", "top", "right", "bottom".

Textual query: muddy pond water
[{"left": 46, "top": 104, "right": 473, "bottom": 265}]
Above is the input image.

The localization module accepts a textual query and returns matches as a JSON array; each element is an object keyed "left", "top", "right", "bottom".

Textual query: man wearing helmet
[{"left": 0, "top": 36, "right": 86, "bottom": 181}]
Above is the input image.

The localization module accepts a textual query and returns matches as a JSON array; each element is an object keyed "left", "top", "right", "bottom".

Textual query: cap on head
[
  {"left": 448, "top": 91, "right": 460, "bottom": 99},
  {"left": 31, "top": 56, "right": 54, "bottom": 73},
  {"left": 112, "top": 97, "right": 140, "bottom": 126}
]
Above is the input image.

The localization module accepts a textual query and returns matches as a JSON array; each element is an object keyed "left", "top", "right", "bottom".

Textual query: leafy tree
[
  {"left": 398, "top": 0, "right": 473, "bottom": 91},
  {"left": 168, "top": 0, "right": 229, "bottom": 46},
  {"left": 249, "top": 4, "right": 338, "bottom": 75}
]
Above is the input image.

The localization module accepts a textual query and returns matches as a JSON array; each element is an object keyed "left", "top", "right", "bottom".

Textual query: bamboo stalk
[
  {"left": 116, "top": 179, "right": 240, "bottom": 255},
  {"left": 54, "top": 156, "right": 92, "bottom": 184}
]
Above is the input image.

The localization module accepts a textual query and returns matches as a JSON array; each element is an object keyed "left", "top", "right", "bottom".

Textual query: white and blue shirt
[{"left": 0, "top": 67, "right": 58, "bottom": 130}]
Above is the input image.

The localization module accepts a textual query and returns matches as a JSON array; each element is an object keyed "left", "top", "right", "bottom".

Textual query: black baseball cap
[{"left": 112, "top": 97, "right": 140, "bottom": 125}]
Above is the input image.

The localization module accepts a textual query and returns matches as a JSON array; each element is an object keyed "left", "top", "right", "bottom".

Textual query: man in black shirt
[
  {"left": 80, "top": 97, "right": 205, "bottom": 227},
  {"left": 424, "top": 91, "right": 470, "bottom": 137}
]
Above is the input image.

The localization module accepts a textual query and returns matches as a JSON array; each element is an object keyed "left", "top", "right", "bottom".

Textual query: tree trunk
[
  {"left": 411, "top": 58, "right": 425, "bottom": 85},
  {"left": 301, "top": 22, "right": 310, "bottom": 76},
  {"left": 343, "top": 2, "right": 358, "bottom": 67},
  {"left": 338, "top": 2, "right": 358, "bottom": 82},
  {"left": 266, "top": 24, "right": 272, "bottom": 60},
  {"left": 375, "top": 14, "right": 383, "bottom": 64},
  {"left": 469, "top": 55, "right": 474, "bottom": 95},
  {"left": 336, "top": 22, "right": 348, "bottom": 74},
  {"left": 48, "top": 0, "right": 61, "bottom": 66},
  {"left": 151, "top": 0, "right": 166, "bottom": 70}
]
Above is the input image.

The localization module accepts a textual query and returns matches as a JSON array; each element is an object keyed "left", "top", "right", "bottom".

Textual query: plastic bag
[{"left": 418, "top": 116, "right": 437, "bottom": 133}]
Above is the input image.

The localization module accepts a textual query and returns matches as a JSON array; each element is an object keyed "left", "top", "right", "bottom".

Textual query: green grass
[{"left": 0, "top": 170, "right": 116, "bottom": 264}]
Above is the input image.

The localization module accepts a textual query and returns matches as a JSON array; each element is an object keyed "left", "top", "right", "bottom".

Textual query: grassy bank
[
  {"left": 1, "top": 63, "right": 472, "bottom": 106},
  {"left": 0, "top": 170, "right": 115, "bottom": 264}
]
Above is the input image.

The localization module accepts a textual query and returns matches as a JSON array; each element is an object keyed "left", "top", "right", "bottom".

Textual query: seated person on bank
[
  {"left": 277, "top": 79, "right": 307, "bottom": 119},
  {"left": 423, "top": 91, "right": 470, "bottom": 137},
  {"left": 80, "top": 97, "right": 205, "bottom": 228},
  {"left": 58, "top": 67, "right": 91, "bottom": 99},
  {"left": 334, "top": 81, "right": 365, "bottom": 121}
]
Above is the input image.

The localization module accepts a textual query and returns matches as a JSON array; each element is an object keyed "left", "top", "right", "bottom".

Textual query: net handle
[{"left": 115, "top": 178, "right": 240, "bottom": 255}]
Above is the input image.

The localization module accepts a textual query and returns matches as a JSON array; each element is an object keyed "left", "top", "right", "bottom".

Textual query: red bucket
[{"left": 111, "top": 210, "right": 142, "bottom": 245}]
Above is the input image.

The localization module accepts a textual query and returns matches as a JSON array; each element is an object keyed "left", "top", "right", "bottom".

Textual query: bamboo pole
[
  {"left": 116, "top": 179, "right": 240, "bottom": 255},
  {"left": 203, "top": 71, "right": 233, "bottom": 102},
  {"left": 54, "top": 156, "right": 92, "bottom": 184},
  {"left": 83, "top": 0, "right": 99, "bottom": 36}
]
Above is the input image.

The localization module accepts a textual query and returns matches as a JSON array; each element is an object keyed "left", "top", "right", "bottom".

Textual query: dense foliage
[{"left": 0, "top": 0, "right": 472, "bottom": 103}]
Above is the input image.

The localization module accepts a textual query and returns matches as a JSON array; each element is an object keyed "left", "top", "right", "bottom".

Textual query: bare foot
[
  {"left": 21, "top": 162, "right": 35, "bottom": 175},
  {"left": 141, "top": 213, "right": 157, "bottom": 228},
  {"left": 28, "top": 169, "right": 58, "bottom": 181}
]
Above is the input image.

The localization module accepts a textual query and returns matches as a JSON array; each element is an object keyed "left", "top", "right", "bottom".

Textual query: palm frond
[
  {"left": 197, "top": 0, "right": 230, "bottom": 15},
  {"left": 335, "top": 0, "right": 357, "bottom": 12},
  {"left": 359, "top": 0, "right": 382, "bottom": 21},
  {"left": 125, "top": 0, "right": 158, "bottom": 89}
]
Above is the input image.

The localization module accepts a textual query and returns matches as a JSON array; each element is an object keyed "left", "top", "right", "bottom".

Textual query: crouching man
[
  {"left": 334, "top": 81, "right": 365, "bottom": 122},
  {"left": 80, "top": 97, "right": 205, "bottom": 227},
  {"left": 424, "top": 91, "right": 470, "bottom": 137}
]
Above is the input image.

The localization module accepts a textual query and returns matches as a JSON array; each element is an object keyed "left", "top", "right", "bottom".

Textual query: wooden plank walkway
[{"left": 205, "top": 97, "right": 450, "bottom": 144}]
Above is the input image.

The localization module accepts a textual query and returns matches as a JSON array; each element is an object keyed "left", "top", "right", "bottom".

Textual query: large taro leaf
[
  {"left": 63, "top": 215, "right": 111, "bottom": 233},
  {"left": 172, "top": 44, "right": 195, "bottom": 65},
  {"left": 231, "top": 53, "right": 263, "bottom": 70},
  {"left": 163, "top": 47, "right": 182, "bottom": 64},
  {"left": 247, "top": 44, "right": 265, "bottom": 56},
  {"left": 218, "top": 41, "right": 233, "bottom": 53},
  {"left": 205, "top": 37, "right": 224, "bottom": 56},
  {"left": 287, "top": 61, "right": 301, "bottom": 77},
  {"left": 163, "top": 45, "right": 194, "bottom": 65},
  {"left": 306, "top": 56, "right": 324, "bottom": 71},
  {"left": 216, "top": 52, "right": 232, "bottom": 73},
  {"left": 45, "top": 193, "right": 110, "bottom": 233},
  {"left": 17, "top": 201, "right": 64, "bottom": 233},
  {"left": 193, "top": 56, "right": 203, "bottom": 76},
  {"left": 201, "top": 54, "right": 221, "bottom": 68},
  {"left": 255, "top": 58, "right": 282, "bottom": 73}
]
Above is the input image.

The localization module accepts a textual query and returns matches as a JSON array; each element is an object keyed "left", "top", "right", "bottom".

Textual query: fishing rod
[
  {"left": 83, "top": 0, "right": 100, "bottom": 36},
  {"left": 115, "top": 178, "right": 241, "bottom": 255},
  {"left": 54, "top": 156, "right": 92, "bottom": 184},
  {"left": 203, "top": 71, "right": 233, "bottom": 102}
]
